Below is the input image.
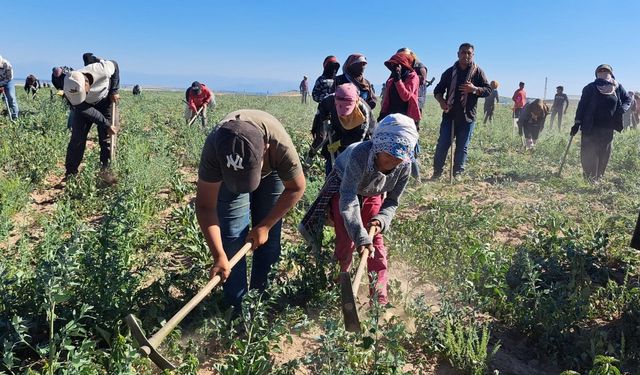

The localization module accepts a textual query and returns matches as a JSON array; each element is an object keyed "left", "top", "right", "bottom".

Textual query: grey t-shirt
[{"left": 199, "top": 109, "right": 303, "bottom": 183}]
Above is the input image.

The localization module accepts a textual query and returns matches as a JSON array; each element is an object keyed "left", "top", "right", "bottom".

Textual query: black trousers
[
  {"left": 580, "top": 127, "right": 614, "bottom": 180},
  {"left": 65, "top": 98, "right": 114, "bottom": 175}
]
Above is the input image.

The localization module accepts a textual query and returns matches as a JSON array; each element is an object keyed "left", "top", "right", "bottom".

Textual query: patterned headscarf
[{"left": 371, "top": 114, "right": 419, "bottom": 162}]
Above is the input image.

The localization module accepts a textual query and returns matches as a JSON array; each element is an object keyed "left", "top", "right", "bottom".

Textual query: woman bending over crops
[{"left": 299, "top": 114, "right": 418, "bottom": 304}]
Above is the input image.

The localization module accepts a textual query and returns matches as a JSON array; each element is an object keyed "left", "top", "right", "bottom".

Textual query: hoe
[
  {"left": 125, "top": 242, "right": 252, "bottom": 370},
  {"left": 110, "top": 102, "right": 117, "bottom": 160},
  {"left": 339, "top": 226, "right": 377, "bottom": 332},
  {"left": 187, "top": 106, "right": 204, "bottom": 127},
  {"left": 557, "top": 135, "right": 574, "bottom": 177}
]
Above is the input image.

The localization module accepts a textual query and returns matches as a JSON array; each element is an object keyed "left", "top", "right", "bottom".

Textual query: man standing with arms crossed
[
  {"left": 196, "top": 110, "right": 306, "bottom": 313},
  {"left": 431, "top": 43, "right": 491, "bottom": 179}
]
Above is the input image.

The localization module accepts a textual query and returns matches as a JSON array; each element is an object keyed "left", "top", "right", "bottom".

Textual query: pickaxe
[
  {"left": 339, "top": 226, "right": 377, "bottom": 332},
  {"left": 125, "top": 242, "right": 252, "bottom": 370}
]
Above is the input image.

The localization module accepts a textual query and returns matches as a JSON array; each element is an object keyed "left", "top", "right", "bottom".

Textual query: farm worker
[
  {"left": 82, "top": 52, "right": 103, "bottom": 66},
  {"left": 310, "top": 83, "right": 376, "bottom": 175},
  {"left": 570, "top": 64, "right": 632, "bottom": 181},
  {"left": 0, "top": 55, "right": 19, "bottom": 120},
  {"left": 396, "top": 48, "right": 431, "bottom": 114},
  {"left": 52, "top": 66, "right": 75, "bottom": 129},
  {"left": 62, "top": 59, "right": 120, "bottom": 182},
  {"left": 24, "top": 74, "right": 40, "bottom": 97},
  {"left": 334, "top": 53, "right": 378, "bottom": 109},
  {"left": 378, "top": 50, "right": 422, "bottom": 180},
  {"left": 196, "top": 109, "right": 306, "bottom": 310},
  {"left": 622, "top": 91, "right": 638, "bottom": 129},
  {"left": 299, "top": 114, "right": 418, "bottom": 305},
  {"left": 184, "top": 81, "right": 214, "bottom": 128},
  {"left": 550, "top": 86, "right": 570, "bottom": 130},
  {"left": 431, "top": 43, "right": 492, "bottom": 179},
  {"left": 512, "top": 81, "right": 526, "bottom": 119},
  {"left": 517, "top": 99, "right": 549, "bottom": 149},
  {"left": 132, "top": 84, "right": 141, "bottom": 96},
  {"left": 300, "top": 76, "right": 309, "bottom": 104},
  {"left": 633, "top": 92, "right": 640, "bottom": 128},
  {"left": 483, "top": 81, "right": 500, "bottom": 124},
  {"left": 52, "top": 66, "right": 73, "bottom": 90},
  {"left": 312, "top": 55, "right": 340, "bottom": 103}
]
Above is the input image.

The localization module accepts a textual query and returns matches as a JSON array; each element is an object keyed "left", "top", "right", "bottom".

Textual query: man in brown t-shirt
[{"left": 196, "top": 109, "right": 306, "bottom": 309}]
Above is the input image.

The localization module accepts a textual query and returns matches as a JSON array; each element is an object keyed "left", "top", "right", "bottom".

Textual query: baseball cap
[
  {"left": 191, "top": 81, "right": 202, "bottom": 91},
  {"left": 64, "top": 71, "right": 87, "bottom": 105},
  {"left": 213, "top": 120, "right": 265, "bottom": 193},
  {"left": 335, "top": 83, "right": 359, "bottom": 119}
]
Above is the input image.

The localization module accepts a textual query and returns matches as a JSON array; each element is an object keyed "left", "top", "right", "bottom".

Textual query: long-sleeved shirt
[
  {"left": 311, "top": 95, "right": 375, "bottom": 159},
  {"left": 0, "top": 57, "right": 14, "bottom": 86},
  {"left": 300, "top": 79, "right": 308, "bottom": 93},
  {"left": 334, "top": 141, "right": 410, "bottom": 247},
  {"left": 575, "top": 81, "right": 632, "bottom": 133},
  {"left": 312, "top": 76, "right": 334, "bottom": 102},
  {"left": 433, "top": 63, "right": 491, "bottom": 123},
  {"left": 379, "top": 71, "right": 421, "bottom": 122},
  {"left": 484, "top": 90, "right": 499, "bottom": 109}
]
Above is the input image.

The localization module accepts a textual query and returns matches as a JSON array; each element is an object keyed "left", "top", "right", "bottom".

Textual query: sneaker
[{"left": 429, "top": 171, "right": 443, "bottom": 180}]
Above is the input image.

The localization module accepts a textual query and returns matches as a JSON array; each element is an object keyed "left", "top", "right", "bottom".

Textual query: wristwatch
[{"left": 473, "top": 88, "right": 478, "bottom": 95}]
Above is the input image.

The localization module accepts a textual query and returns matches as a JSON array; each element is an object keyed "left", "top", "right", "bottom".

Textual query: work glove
[
  {"left": 0, "top": 87, "right": 4, "bottom": 94},
  {"left": 391, "top": 69, "right": 401, "bottom": 81},
  {"left": 570, "top": 124, "right": 580, "bottom": 136}
]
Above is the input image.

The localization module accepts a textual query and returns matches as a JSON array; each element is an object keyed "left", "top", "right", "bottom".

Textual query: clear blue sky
[{"left": 3, "top": 0, "right": 639, "bottom": 96}]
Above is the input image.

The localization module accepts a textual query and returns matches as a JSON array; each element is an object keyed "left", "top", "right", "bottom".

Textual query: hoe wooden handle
[
  {"left": 187, "top": 106, "right": 204, "bottom": 127},
  {"left": 351, "top": 226, "right": 378, "bottom": 295},
  {"left": 145, "top": 242, "right": 252, "bottom": 350}
]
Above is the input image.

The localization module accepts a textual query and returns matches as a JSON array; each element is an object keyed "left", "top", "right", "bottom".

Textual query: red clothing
[
  {"left": 188, "top": 84, "right": 213, "bottom": 112},
  {"left": 380, "top": 72, "right": 421, "bottom": 122},
  {"left": 512, "top": 88, "right": 527, "bottom": 109},
  {"left": 330, "top": 193, "right": 388, "bottom": 304}
]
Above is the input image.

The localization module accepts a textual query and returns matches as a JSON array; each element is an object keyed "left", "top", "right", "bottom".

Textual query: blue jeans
[
  {"left": 433, "top": 117, "right": 476, "bottom": 175},
  {"left": 217, "top": 172, "right": 285, "bottom": 308},
  {"left": 2, "top": 80, "right": 19, "bottom": 119}
]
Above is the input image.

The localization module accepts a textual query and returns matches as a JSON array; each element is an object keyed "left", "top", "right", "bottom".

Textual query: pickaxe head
[
  {"left": 339, "top": 272, "right": 361, "bottom": 332},
  {"left": 124, "top": 314, "right": 176, "bottom": 370}
]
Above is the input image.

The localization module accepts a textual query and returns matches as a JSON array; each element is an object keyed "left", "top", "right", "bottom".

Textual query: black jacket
[
  {"left": 433, "top": 63, "right": 491, "bottom": 123},
  {"left": 575, "top": 81, "right": 632, "bottom": 134},
  {"left": 311, "top": 95, "right": 375, "bottom": 159}
]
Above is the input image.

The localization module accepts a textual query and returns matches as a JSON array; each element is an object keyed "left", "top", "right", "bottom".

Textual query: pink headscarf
[{"left": 335, "top": 83, "right": 359, "bottom": 116}]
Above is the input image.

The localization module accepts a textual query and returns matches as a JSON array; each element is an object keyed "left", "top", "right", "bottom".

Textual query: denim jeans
[
  {"left": 217, "top": 172, "right": 285, "bottom": 308},
  {"left": 2, "top": 80, "right": 19, "bottom": 119},
  {"left": 433, "top": 117, "right": 476, "bottom": 175}
]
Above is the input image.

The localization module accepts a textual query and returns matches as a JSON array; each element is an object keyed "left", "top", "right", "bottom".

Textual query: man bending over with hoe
[
  {"left": 299, "top": 114, "right": 418, "bottom": 305},
  {"left": 196, "top": 110, "right": 306, "bottom": 312},
  {"left": 185, "top": 81, "right": 214, "bottom": 128},
  {"left": 62, "top": 58, "right": 120, "bottom": 185}
]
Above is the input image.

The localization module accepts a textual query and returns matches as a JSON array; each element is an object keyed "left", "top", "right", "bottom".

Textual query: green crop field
[{"left": 1, "top": 88, "right": 640, "bottom": 374}]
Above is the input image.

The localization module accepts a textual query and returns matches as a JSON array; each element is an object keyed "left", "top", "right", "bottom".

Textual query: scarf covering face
[
  {"left": 343, "top": 54, "right": 371, "bottom": 93},
  {"left": 384, "top": 52, "right": 415, "bottom": 72},
  {"left": 335, "top": 83, "right": 359, "bottom": 117},
  {"left": 595, "top": 75, "right": 618, "bottom": 95},
  {"left": 371, "top": 114, "right": 419, "bottom": 164},
  {"left": 338, "top": 101, "right": 366, "bottom": 130},
  {"left": 447, "top": 61, "right": 478, "bottom": 109}
]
